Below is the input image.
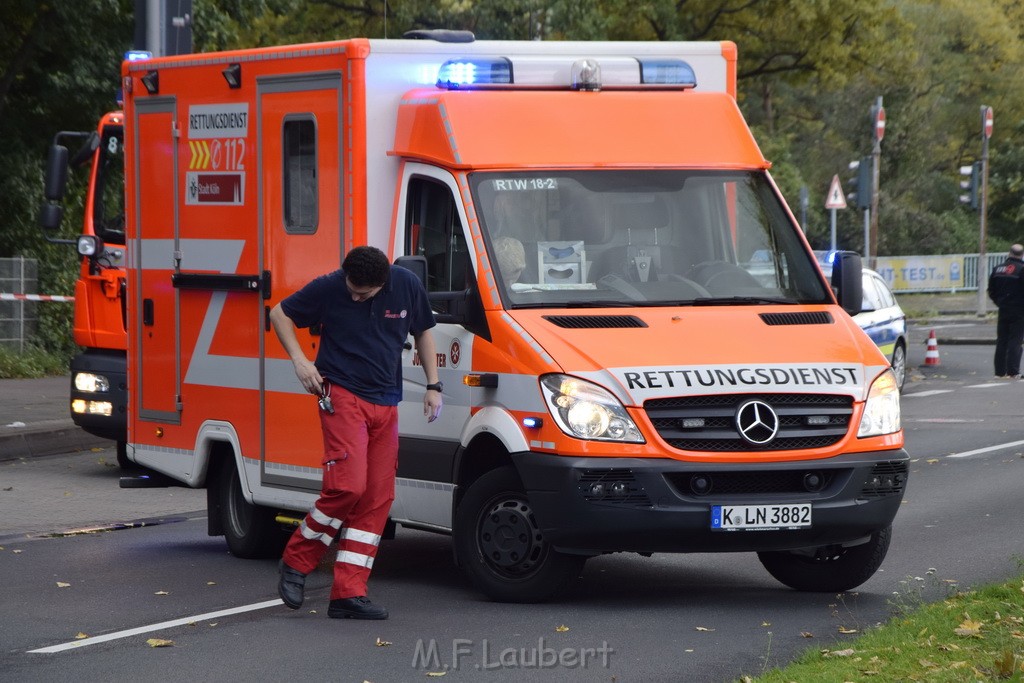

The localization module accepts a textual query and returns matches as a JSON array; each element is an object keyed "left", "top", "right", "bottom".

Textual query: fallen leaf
[
  {"left": 208, "top": 623, "right": 218, "bottom": 627},
  {"left": 146, "top": 638, "right": 174, "bottom": 648},
  {"left": 761, "top": 621, "right": 771, "bottom": 627},
  {"left": 824, "top": 648, "right": 855, "bottom": 658},
  {"left": 206, "top": 581, "right": 216, "bottom": 586},
  {"left": 426, "top": 672, "right": 447, "bottom": 678},
  {"left": 800, "top": 632, "right": 814, "bottom": 638},
  {"left": 555, "top": 625, "right": 569, "bottom": 632},
  {"left": 12, "top": 549, "right": 21, "bottom": 554},
  {"left": 75, "top": 632, "right": 88, "bottom": 639},
  {"left": 954, "top": 619, "right": 983, "bottom": 638},
  {"left": 154, "top": 591, "right": 170, "bottom": 596},
  {"left": 926, "top": 458, "right": 939, "bottom": 464},
  {"left": 56, "top": 582, "right": 71, "bottom": 588},
  {"left": 918, "top": 658, "right": 938, "bottom": 668},
  {"left": 695, "top": 626, "right": 715, "bottom": 632},
  {"left": 838, "top": 626, "right": 858, "bottom": 634},
  {"left": 376, "top": 637, "right": 392, "bottom": 647}
]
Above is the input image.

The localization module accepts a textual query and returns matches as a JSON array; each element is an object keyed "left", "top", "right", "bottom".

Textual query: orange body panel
[{"left": 393, "top": 90, "right": 768, "bottom": 170}]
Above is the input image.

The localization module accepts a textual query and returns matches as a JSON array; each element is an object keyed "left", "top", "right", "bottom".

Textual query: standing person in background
[
  {"left": 269, "top": 245, "right": 442, "bottom": 620},
  {"left": 987, "top": 243, "right": 1024, "bottom": 379}
]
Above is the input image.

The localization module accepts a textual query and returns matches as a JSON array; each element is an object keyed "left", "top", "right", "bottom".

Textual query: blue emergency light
[
  {"left": 639, "top": 59, "right": 697, "bottom": 88},
  {"left": 437, "top": 57, "right": 513, "bottom": 89},
  {"left": 125, "top": 50, "right": 153, "bottom": 62}
]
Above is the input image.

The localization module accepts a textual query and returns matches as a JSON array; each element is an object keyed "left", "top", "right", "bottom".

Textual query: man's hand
[
  {"left": 424, "top": 389, "right": 443, "bottom": 423},
  {"left": 293, "top": 358, "right": 323, "bottom": 395}
]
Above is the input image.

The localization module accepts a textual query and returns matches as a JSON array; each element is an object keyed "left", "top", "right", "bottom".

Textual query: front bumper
[
  {"left": 69, "top": 349, "right": 127, "bottom": 442},
  {"left": 512, "top": 449, "right": 908, "bottom": 555}
]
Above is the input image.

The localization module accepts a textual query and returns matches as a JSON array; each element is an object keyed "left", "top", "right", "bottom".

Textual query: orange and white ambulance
[{"left": 121, "top": 31, "right": 906, "bottom": 602}]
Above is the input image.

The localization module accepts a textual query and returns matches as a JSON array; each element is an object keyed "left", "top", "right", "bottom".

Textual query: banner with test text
[{"left": 873, "top": 255, "right": 966, "bottom": 293}]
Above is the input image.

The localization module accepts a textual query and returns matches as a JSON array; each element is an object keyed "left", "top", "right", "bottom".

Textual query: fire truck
[
  {"left": 40, "top": 110, "right": 130, "bottom": 466},
  {"left": 118, "top": 31, "right": 907, "bottom": 602}
]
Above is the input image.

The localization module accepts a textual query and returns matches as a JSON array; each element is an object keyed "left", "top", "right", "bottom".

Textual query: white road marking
[
  {"left": 28, "top": 598, "right": 283, "bottom": 653},
  {"left": 947, "top": 439, "right": 1024, "bottom": 459},
  {"left": 965, "top": 382, "right": 1009, "bottom": 389},
  {"left": 902, "top": 389, "right": 953, "bottom": 397}
]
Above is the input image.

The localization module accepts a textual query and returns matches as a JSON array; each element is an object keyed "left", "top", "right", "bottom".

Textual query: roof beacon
[
  {"left": 571, "top": 59, "right": 601, "bottom": 91},
  {"left": 436, "top": 57, "right": 513, "bottom": 89}
]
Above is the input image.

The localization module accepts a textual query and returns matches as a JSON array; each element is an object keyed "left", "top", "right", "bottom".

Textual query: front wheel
[
  {"left": 454, "top": 467, "right": 585, "bottom": 603},
  {"left": 218, "top": 458, "right": 287, "bottom": 559},
  {"left": 891, "top": 342, "right": 907, "bottom": 390},
  {"left": 757, "top": 526, "right": 892, "bottom": 592}
]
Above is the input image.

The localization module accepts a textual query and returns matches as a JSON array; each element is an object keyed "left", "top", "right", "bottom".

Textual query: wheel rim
[
  {"left": 892, "top": 344, "right": 906, "bottom": 387},
  {"left": 477, "top": 495, "right": 546, "bottom": 579}
]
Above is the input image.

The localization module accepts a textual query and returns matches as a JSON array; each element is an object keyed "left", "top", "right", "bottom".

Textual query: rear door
[
  {"left": 258, "top": 72, "right": 344, "bottom": 490},
  {"left": 132, "top": 97, "right": 181, "bottom": 424}
]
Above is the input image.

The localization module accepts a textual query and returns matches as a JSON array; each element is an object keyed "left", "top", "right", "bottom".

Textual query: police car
[{"left": 855, "top": 268, "right": 908, "bottom": 390}]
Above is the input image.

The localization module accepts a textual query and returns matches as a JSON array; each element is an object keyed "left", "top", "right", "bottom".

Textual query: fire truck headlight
[
  {"left": 74, "top": 372, "right": 110, "bottom": 393},
  {"left": 540, "top": 374, "right": 644, "bottom": 443},
  {"left": 858, "top": 369, "right": 901, "bottom": 437}
]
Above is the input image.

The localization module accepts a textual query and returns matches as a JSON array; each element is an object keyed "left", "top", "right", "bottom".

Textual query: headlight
[
  {"left": 74, "top": 372, "right": 110, "bottom": 393},
  {"left": 858, "top": 369, "right": 901, "bottom": 437},
  {"left": 540, "top": 374, "right": 644, "bottom": 443}
]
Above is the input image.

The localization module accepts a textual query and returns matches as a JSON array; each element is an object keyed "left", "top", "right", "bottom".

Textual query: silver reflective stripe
[
  {"left": 336, "top": 550, "right": 374, "bottom": 569},
  {"left": 299, "top": 521, "right": 333, "bottom": 547},
  {"left": 340, "top": 527, "right": 381, "bottom": 546},
  {"left": 310, "top": 506, "right": 342, "bottom": 530}
]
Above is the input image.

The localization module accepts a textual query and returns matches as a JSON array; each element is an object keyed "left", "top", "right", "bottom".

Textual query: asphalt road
[{"left": 1, "top": 328, "right": 1022, "bottom": 682}]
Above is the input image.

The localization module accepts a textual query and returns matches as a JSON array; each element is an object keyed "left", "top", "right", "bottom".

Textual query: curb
[{"left": 0, "top": 419, "right": 111, "bottom": 462}]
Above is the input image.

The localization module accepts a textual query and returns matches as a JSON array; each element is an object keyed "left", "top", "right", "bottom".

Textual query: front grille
[
  {"left": 645, "top": 393, "right": 853, "bottom": 452},
  {"left": 578, "top": 468, "right": 652, "bottom": 506},
  {"left": 664, "top": 469, "right": 839, "bottom": 497}
]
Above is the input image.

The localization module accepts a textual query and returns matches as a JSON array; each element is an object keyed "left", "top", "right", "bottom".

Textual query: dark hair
[{"left": 343, "top": 246, "right": 389, "bottom": 287}]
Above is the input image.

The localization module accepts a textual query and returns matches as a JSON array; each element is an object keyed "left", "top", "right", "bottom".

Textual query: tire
[
  {"left": 757, "top": 525, "right": 892, "bottom": 592},
  {"left": 454, "top": 467, "right": 585, "bottom": 603},
  {"left": 891, "top": 341, "right": 907, "bottom": 390},
  {"left": 218, "top": 458, "right": 287, "bottom": 559}
]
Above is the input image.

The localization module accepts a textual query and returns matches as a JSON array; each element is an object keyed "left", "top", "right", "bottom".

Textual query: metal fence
[{"left": 0, "top": 257, "right": 39, "bottom": 351}]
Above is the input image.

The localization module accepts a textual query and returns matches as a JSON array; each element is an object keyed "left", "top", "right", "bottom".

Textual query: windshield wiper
[{"left": 691, "top": 296, "right": 796, "bottom": 306}]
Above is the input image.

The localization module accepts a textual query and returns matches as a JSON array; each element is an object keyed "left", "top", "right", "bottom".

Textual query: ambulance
[{"left": 120, "top": 31, "right": 906, "bottom": 602}]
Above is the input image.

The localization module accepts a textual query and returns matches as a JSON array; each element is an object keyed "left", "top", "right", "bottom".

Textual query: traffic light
[
  {"left": 846, "top": 157, "right": 872, "bottom": 210},
  {"left": 958, "top": 161, "right": 981, "bottom": 210}
]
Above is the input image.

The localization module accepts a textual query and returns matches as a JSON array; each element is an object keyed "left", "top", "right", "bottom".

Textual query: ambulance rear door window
[{"left": 283, "top": 116, "right": 318, "bottom": 234}]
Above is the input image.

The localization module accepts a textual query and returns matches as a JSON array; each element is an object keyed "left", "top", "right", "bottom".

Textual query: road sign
[
  {"left": 875, "top": 106, "right": 886, "bottom": 141},
  {"left": 983, "top": 106, "right": 993, "bottom": 139},
  {"left": 825, "top": 174, "right": 847, "bottom": 209}
]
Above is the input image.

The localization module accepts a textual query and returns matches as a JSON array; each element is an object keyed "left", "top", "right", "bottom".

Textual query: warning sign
[{"left": 825, "top": 175, "right": 847, "bottom": 210}]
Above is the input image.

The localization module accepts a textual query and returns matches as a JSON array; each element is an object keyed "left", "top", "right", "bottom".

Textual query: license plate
[{"left": 711, "top": 503, "right": 812, "bottom": 530}]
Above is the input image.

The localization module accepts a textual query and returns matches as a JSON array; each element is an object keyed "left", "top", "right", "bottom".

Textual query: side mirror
[
  {"left": 38, "top": 202, "right": 63, "bottom": 232},
  {"left": 394, "top": 255, "right": 427, "bottom": 286},
  {"left": 831, "top": 251, "right": 863, "bottom": 316},
  {"left": 44, "top": 145, "right": 70, "bottom": 202}
]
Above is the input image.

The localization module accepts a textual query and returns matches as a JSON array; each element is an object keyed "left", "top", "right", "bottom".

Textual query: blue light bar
[
  {"left": 522, "top": 416, "right": 543, "bottom": 429},
  {"left": 437, "top": 57, "right": 513, "bottom": 89},
  {"left": 639, "top": 59, "right": 696, "bottom": 88},
  {"left": 125, "top": 50, "right": 153, "bottom": 62}
]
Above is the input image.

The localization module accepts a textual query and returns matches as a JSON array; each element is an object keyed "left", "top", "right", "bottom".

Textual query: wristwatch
[{"left": 426, "top": 381, "right": 444, "bottom": 393}]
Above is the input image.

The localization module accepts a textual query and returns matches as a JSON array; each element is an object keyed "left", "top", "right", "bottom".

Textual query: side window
[
  {"left": 405, "top": 176, "right": 470, "bottom": 313},
  {"left": 862, "top": 275, "right": 884, "bottom": 312},
  {"left": 283, "top": 116, "right": 317, "bottom": 234}
]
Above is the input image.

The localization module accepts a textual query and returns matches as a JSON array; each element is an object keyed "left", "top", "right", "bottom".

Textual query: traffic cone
[{"left": 924, "top": 329, "right": 940, "bottom": 366}]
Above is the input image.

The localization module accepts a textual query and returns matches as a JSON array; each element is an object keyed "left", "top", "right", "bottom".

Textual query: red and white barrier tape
[{"left": 0, "top": 293, "right": 75, "bottom": 302}]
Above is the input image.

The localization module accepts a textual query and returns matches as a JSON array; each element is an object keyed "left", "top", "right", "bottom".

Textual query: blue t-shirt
[{"left": 281, "top": 265, "right": 435, "bottom": 406}]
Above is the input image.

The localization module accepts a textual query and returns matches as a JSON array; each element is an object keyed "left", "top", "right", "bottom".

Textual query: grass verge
[
  {"left": 0, "top": 346, "right": 69, "bottom": 378},
  {"left": 747, "top": 572, "right": 1024, "bottom": 682}
]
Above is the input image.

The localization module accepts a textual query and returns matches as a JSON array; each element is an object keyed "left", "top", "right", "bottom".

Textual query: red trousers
[{"left": 281, "top": 383, "right": 398, "bottom": 599}]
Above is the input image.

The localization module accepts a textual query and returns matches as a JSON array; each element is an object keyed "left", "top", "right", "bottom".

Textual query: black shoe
[
  {"left": 278, "top": 559, "right": 306, "bottom": 610},
  {"left": 328, "top": 596, "right": 389, "bottom": 620}
]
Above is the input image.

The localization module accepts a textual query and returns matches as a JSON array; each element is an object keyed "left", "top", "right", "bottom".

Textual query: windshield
[
  {"left": 92, "top": 124, "right": 125, "bottom": 245},
  {"left": 470, "top": 170, "right": 830, "bottom": 308}
]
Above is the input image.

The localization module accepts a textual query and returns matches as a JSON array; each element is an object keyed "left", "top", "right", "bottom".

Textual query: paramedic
[
  {"left": 269, "top": 245, "right": 442, "bottom": 620},
  {"left": 987, "top": 243, "right": 1024, "bottom": 378}
]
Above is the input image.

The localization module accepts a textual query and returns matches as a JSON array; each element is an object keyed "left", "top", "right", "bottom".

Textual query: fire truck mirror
[{"left": 44, "top": 144, "right": 69, "bottom": 203}]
